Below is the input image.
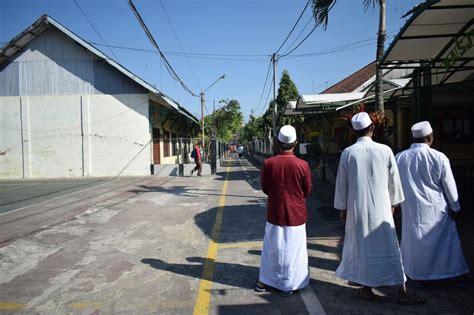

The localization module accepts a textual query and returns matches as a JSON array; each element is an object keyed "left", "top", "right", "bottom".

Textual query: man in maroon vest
[{"left": 254, "top": 125, "right": 312, "bottom": 297}]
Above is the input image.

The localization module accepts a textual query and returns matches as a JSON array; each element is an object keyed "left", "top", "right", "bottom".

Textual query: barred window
[{"left": 164, "top": 130, "right": 170, "bottom": 157}]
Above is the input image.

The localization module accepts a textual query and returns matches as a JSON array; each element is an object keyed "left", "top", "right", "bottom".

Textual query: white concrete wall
[
  {"left": 87, "top": 94, "right": 151, "bottom": 176},
  {"left": 0, "top": 97, "right": 23, "bottom": 178},
  {"left": 0, "top": 94, "right": 151, "bottom": 179}
]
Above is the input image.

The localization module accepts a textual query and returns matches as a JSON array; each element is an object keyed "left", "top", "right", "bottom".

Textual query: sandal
[
  {"left": 357, "top": 287, "right": 375, "bottom": 301},
  {"left": 254, "top": 280, "right": 267, "bottom": 292},
  {"left": 397, "top": 292, "right": 426, "bottom": 305}
]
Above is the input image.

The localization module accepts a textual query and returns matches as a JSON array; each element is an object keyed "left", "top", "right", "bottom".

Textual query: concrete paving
[{"left": 0, "top": 157, "right": 472, "bottom": 314}]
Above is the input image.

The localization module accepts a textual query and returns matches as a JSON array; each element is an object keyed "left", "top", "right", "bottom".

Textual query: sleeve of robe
[
  {"left": 302, "top": 162, "right": 312, "bottom": 197},
  {"left": 334, "top": 152, "right": 348, "bottom": 210},
  {"left": 440, "top": 154, "right": 460, "bottom": 212},
  {"left": 260, "top": 160, "right": 269, "bottom": 195},
  {"left": 388, "top": 151, "right": 404, "bottom": 206}
]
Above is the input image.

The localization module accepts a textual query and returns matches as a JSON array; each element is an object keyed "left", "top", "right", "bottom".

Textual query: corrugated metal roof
[{"left": 0, "top": 14, "right": 199, "bottom": 124}]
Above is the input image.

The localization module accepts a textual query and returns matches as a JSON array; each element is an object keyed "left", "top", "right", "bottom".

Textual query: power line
[
  {"left": 259, "top": 74, "right": 275, "bottom": 116},
  {"left": 159, "top": 0, "right": 201, "bottom": 91},
  {"left": 73, "top": 0, "right": 119, "bottom": 61},
  {"left": 254, "top": 60, "right": 273, "bottom": 115},
  {"left": 88, "top": 42, "right": 269, "bottom": 58},
  {"left": 128, "top": 0, "right": 197, "bottom": 97},
  {"left": 275, "top": 0, "right": 310, "bottom": 55},
  {"left": 280, "top": 16, "right": 313, "bottom": 56}
]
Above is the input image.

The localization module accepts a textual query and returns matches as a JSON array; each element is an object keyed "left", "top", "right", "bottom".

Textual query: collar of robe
[
  {"left": 356, "top": 136, "right": 373, "bottom": 143},
  {"left": 410, "top": 143, "right": 430, "bottom": 149},
  {"left": 278, "top": 151, "right": 294, "bottom": 156}
]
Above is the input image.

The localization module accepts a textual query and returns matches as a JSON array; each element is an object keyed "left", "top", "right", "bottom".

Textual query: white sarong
[{"left": 259, "top": 222, "right": 309, "bottom": 291}]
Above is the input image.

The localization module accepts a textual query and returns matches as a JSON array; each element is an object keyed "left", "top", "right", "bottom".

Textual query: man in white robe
[
  {"left": 395, "top": 121, "right": 469, "bottom": 286},
  {"left": 334, "top": 112, "right": 425, "bottom": 304}
]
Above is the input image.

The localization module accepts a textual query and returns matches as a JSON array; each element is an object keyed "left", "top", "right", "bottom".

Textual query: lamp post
[{"left": 200, "top": 74, "right": 225, "bottom": 161}]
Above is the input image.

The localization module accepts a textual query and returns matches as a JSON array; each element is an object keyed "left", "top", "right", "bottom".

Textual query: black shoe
[
  {"left": 197, "top": 174, "right": 201, "bottom": 177},
  {"left": 254, "top": 280, "right": 267, "bottom": 292},
  {"left": 280, "top": 290, "right": 293, "bottom": 297}
]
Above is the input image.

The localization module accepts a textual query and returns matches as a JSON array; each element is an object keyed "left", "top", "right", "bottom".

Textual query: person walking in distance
[
  {"left": 190, "top": 142, "right": 202, "bottom": 177},
  {"left": 395, "top": 121, "right": 470, "bottom": 288},
  {"left": 255, "top": 125, "right": 312, "bottom": 297},
  {"left": 334, "top": 112, "right": 426, "bottom": 305}
]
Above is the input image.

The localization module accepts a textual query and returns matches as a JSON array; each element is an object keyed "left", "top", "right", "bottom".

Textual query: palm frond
[
  {"left": 363, "top": 0, "right": 378, "bottom": 11},
  {"left": 311, "top": 0, "right": 336, "bottom": 30}
]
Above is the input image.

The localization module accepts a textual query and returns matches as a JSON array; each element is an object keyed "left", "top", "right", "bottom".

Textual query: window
[
  {"left": 164, "top": 130, "right": 170, "bottom": 157},
  {"left": 172, "top": 133, "right": 178, "bottom": 156}
]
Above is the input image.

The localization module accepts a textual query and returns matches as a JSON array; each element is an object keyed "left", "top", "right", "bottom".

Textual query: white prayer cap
[
  {"left": 278, "top": 125, "right": 297, "bottom": 144},
  {"left": 351, "top": 112, "right": 372, "bottom": 130},
  {"left": 411, "top": 121, "right": 433, "bottom": 138}
]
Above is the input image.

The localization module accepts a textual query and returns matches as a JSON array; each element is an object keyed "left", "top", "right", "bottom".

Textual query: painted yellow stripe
[
  {"left": 0, "top": 303, "right": 25, "bottom": 310},
  {"left": 193, "top": 166, "right": 229, "bottom": 315},
  {"left": 68, "top": 301, "right": 101, "bottom": 309},
  {"left": 219, "top": 241, "right": 262, "bottom": 249}
]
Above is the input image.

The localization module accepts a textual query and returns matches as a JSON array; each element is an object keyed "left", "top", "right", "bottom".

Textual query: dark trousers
[{"left": 193, "top": 159, "right": 202, "bottom": 175}]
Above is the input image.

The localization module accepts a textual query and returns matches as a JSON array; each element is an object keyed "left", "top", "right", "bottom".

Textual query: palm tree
[{"left": 311, "top": 0, "right": 386, "bottom": 114}]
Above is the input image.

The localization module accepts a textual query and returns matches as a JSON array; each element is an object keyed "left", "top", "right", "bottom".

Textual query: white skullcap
[
  {"left": 411, "top": 121, "right": 433, "bottom": 138},
  {"left": 278, "top": 125, "right": 297, "bottom": 144},
  {"left": 351, "top": 112, "right": 372, "bottom": 130}
]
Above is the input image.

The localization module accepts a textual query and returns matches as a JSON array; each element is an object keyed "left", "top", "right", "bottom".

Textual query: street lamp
[{"left": 200, "top": 74, "right": 225, "bottom": 160}]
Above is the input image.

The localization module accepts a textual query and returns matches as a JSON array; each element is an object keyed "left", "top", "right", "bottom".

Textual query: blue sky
[{"left": 1, "top": 0, "right": 424, "bottom": 121}]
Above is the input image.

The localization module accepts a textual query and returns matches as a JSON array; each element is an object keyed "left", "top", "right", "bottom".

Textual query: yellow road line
[
  {"left": 0, "top": 303, "right": 25, "bottom": 310},
  {"left": 219, "top": 241, "right": 262, "bottom": 249},
  {"left": 193, "top": 167, "right": 229, "bottom": 315},
  {"left": 68, "top": 301, "right": 101, "bottom": 309}
]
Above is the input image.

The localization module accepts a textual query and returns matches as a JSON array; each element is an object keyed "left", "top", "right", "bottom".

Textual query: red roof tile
[{"left": 322, "top": 61, "right": 376, "bottom": 94}]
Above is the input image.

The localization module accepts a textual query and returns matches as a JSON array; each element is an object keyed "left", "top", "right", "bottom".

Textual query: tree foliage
[
  {"left": 205, "top": 99, "right": 243, "bottom": 142},
  {"left": 241, "top": 70, "right": 300, "bottom": 143}
]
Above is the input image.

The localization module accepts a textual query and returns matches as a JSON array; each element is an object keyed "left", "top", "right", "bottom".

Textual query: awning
[{"left": 381, "top": 0, "right": 474, "bottom": 85}]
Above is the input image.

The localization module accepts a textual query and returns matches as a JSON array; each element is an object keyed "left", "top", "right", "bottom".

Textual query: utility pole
[
  {"left": 200, "top": 74, "right": 225, "bottom": 162},
  {"left": 272, "top": 53, "right": 278, "bottom": 154},
  {"left": 200, "top": 91, "right": 205, "bottom": 155}
]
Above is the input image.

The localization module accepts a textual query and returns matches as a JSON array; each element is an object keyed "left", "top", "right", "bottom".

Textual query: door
[{"left": 153, "top": 127, "right": 161, "bottom": 164}]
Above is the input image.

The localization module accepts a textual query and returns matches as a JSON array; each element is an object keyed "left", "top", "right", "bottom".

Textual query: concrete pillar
[{"left": 20, "top": 97, "right": 31, "bottom": 179}]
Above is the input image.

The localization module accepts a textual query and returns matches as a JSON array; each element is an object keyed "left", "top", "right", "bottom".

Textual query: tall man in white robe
[
  {"left": 334, "top": 112, "right": 425, "bottom": 304},
  {"left": 395, "top": 121, "right": 469, "bottom": 285}
]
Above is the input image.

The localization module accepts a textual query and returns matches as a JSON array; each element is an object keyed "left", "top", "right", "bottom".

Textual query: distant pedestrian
[
  {"left": 395, "top": 121, "right": 469, "bottom": 287},
  {"left": 237, "top": 145, "right": 244, "bottom": 158},
  {"left": 334, "top": 112, "right": 426, "bottom": 305},
  {"left": 255, "top": 125, "right": 312, "bottom": 297},
  {"left": 190, "top": 142, "right": 202, "bottom": 177}
]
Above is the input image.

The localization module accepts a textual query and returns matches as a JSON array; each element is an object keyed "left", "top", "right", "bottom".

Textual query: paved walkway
[{"left": 0, "top": 157, "right": 472, "bottom": 314}]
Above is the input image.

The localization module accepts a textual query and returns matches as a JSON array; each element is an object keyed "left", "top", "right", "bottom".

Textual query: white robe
[
  {"left": 334, "top": 137, "right": 406, "bottom": 287},
  {"left": 395, "top": 143, "right": 469, "bottom": 280},
  {"left": 259, "top": 222, "right": 309, "bottom": 291}
]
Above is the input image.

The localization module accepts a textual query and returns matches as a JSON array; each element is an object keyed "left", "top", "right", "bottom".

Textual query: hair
[
  {"left": 278, "top": 140, "right": 297, "bottom": 151},
  {"left": 413, "top": 134, "right": 431, "bottom": 143},
  {"left": 354, "top": 124, "right": 373, "bottom": 137}
]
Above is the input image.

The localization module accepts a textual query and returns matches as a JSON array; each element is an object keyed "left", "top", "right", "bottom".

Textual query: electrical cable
[
  {"left": 159, "top": 0, "right": 201, "bottom": 90},
  {"left": 275, "top": 0, "right": 310, "bottom": 55},
  {"left": 128, "top": 0, "right": 197, "bottom": 97},
  {"left": 73, "top": 0, "right": 119, "bottom": 61},
  {"left": 253, "top": 60, "right": 272, "bottom": 115}
]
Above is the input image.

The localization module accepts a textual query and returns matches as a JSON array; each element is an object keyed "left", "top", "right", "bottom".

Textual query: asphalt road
[{"left": 0, "top": 158, "right": 473, "bottom": 314}]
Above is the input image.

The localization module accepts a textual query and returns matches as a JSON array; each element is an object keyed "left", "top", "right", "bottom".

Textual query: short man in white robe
[
  {"left": 255, "top": 125, "right": 312, "bottom": 297},
  {"left": 334, "top": 112, "right": 425, "bottom": 304},
  {"left": 395, "top": 121, "right": 469, "bottom": 287}
]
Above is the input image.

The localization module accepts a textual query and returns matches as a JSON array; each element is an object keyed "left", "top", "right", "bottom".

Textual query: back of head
[
  {"left": 278, "top": 125, "right": 297, "bottom": 150},
  {"left": 411, "top": 121, "right": 433, "bottom": 143}
]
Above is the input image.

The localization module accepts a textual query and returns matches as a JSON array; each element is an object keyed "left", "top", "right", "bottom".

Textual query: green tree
[
  {"left": 275, "top": 70, "right": 301, "bottom": 128},
  {"left": 205, "top": 99, "right": 243, "bottom": 142},
  {"left": 311, "top": 0, "right": 386, "bottom": 114}
]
